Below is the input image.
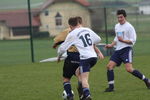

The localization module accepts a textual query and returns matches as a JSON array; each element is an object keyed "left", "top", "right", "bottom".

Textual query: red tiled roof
[
  {"left": 75, "top": 0, "right": 90, "bottom": 6},
  {"left": 0, "top": 9, "right": 40, "bottom": 27},
  {"left": 41, "top": 0, "right": 90, "bottom": 10}
]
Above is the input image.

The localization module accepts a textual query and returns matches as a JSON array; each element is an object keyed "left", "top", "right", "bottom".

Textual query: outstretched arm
[
  {"left": 52, "top": 41, "right": 64, "bottom": 49},
  {"left": 105, "top": 41, "right": 116, "bottom": 48},
  {"left": 94, "top": 45, "right": 104, "bottom": 60}
]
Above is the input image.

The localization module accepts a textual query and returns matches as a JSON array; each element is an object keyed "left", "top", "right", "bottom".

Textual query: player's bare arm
[
  {"left": 94, "top": 45, "right": 104, "bottom": 59},
  {"left": 105, "top": 41, "right": 116, "bottom": 48},
  {"left": 52, "top": 41, "right": 64, "bottom": 49}
]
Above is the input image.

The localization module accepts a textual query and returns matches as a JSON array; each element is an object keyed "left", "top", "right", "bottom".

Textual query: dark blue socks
[
  {"left": 83, "top": 88, "right": 90, "bottom": 97},
  {"left": 63, "top": 82, "right": 73, "bottom": 97},
  {"left": 107, "top": 70, "right": 114, "bottom": 89},
  {"left": 131, "top": 70, "right": 148, "bottom": 82}
]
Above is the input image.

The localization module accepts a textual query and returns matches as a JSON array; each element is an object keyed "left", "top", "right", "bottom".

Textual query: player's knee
[
  {"left": 125, "top": 64, "right": 134, "bottom": 73},
  {"left": 125, "top": 67, "right": 133, "bottom": 73},
  {"left": 106, "top": 64, "right": 114, "bottom": 70},
  {"left": 63, "top": 78, "right": 70, "bottom": 82}
]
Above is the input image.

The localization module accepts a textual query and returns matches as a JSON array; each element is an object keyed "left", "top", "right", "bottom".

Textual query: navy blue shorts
[
  {"left": 79, "top": 57, "right": 97, "bottom": 73},
  {"left": 110, "top": 47, "right": 133, "bottom": 66},
  {"left": 63, "top": 52, "right": 80, "bottom": 79}
]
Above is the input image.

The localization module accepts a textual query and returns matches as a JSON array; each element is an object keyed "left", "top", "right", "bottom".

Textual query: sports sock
[
  {"left": 131, "top": 70, "right": 148, "bottom": 82},
  {"left": 63, "top": 82, "right": 73, "bottom": 97},
  {"left": 78, "top": 81, "right": 82, "bottom": 89},
  {"left": 77, "top": 81, "right": 83, "bottom": 94},
  {"left": 107, "top": 70, "right": 114, "bottom": 89},
  {"left": 83, "top": 88, "right": 90, "bottom": 97}
]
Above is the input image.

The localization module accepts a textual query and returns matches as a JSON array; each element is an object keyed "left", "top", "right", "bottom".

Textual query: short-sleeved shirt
[
  {"left": 114, "top": 21, "right": 136, "bottom": 50},
  {"left": 58, "top": 27, "right": 101, "bottom": 60}
]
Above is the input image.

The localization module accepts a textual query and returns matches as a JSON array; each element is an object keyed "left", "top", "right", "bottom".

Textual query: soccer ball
[
  {"left": 62, "top": 90, "right": 67, "bottom": 99},
  {"left": 62, "top": 90, "right": 74, "bottom": 100}
]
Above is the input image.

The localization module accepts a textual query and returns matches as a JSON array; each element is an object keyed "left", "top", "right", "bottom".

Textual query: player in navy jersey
[
  {"left": 53, "top": 17, "right": 83, "bottom": 100},
  {"left": 58, "top": 17, "right": 104, "bottom": 100},
  {"left": 104, "top": 9, "right": 150, "bottom": 92}
]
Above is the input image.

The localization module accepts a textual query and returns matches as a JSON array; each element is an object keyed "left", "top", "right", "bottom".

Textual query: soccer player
[
  {"left": 58, "top": 17, "right": 103, "bottom": 100},
  {"left": 104, "top": 9, "right": 150, "bottom": 92},
  {"left": 53, "top": 16, "right": 103, "bottom": 100},
  {"left": 53, "top": 17, "right": 82, "bottom": 100}
]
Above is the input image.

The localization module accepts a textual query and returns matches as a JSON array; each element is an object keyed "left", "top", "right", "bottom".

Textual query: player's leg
[
  {"left": 80, "top": 58, "right": 97, "bottom": 100},
  {"left": 63, "top": 78, "right": 73, "bottom": 97},
  {"left": 63, "top": 58, "right": 74, "bottom": 99},
  {"left": 80, "top": 72, "right": 91, "bottom": 100},
  {"left": 125, "top": 63, "right": 150, "bottom": 89},
  {"left": 104, "top": 50, "right": 122, "bottom": 92},
  {"left": 104, "top": 60, "right": 116, "bottom": 92},
  {"left": 79, "top": 58, "right": 97, "bottom": 100},
  {"left": 75, "top": 67, "right": 83, "bottom": 99},
  {"left": 122, "top": 47, "right": 150, "bottom": 89}
]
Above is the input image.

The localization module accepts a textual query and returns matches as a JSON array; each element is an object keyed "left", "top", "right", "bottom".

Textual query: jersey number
[{"left": 79, "top": 33, "right": 92, "bottom": 47}]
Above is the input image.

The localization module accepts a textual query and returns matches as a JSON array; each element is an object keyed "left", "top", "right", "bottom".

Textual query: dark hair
[
  {"left": 76, "top": 16, "right": 82, "bottom": 24},
  {"left": 68, "top": 16, "right": 82, "bottom": 26},
  {"left": 117, "top": 9, "right": 127, "bottom": 17}
]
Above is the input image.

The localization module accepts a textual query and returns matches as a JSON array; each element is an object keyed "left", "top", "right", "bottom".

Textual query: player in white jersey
[
  {"left": 104, "top": 9, "right": 150, "bottom": 92},
  {"left": 58, "top": 17, "right": 103, "bottom": 100}
]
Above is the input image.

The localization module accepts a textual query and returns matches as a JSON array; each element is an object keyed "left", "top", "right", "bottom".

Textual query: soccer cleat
[
  {"left": 104, "top": 87, "right": 114, "bottom": 92},
  {"left": 67, "top": 96, "right": 74, "bottom": 100},
  {"left": 80, "top": 95, "right": 92, "bottom": 100},
  {"left": 145, "top": 79, "right": 150, "bottom": 89},
  {"left": 85, "top": 95, "right": 92, "bottom": 100}
]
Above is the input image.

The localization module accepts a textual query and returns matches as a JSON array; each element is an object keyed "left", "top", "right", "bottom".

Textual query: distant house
[
  {"left": 39, "top": 0, "right": 91, "bottom": 36},
  {"left": 139, "top": 0, "right": 150, "bottom": 15},
  {"left": 0, "top": 10, "right": 40, "bottom": 40}
]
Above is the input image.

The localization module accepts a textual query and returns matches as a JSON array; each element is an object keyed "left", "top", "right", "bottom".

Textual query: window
[
  {"left": 46, "top": 25, "right": 49, "bottom": 29},
  {"left": 44, "top": 10, "right": 49, "bottom": 16},
  {"left": 55, "top": 12, "right": 62, "bottom": 27}
]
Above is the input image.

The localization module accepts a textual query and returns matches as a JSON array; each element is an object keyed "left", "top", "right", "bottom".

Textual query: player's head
[
  {"left": 68, "top": 16, "right": 82, "bottom": 30},
  {"left": 68, "top": 17, "right": 78, "bottom": 27},
  {"left": 76, "top": 16, "right": 82, "bottom": 24},
  {"left": 116, "top": 9, "right": 126, "bottom": 24}
]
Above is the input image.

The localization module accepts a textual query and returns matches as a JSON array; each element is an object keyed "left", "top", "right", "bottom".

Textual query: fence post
[
  {"left": 104, "top": 7, "right": 108, "bottom": 56},
  {"left": 27, "top": 0, "right": 35, "bottom": 62}
]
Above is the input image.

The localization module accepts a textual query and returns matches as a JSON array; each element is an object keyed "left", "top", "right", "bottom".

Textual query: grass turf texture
[
  {"left": 0, "top": 32, "right": 150, "bottom": 100},
  {"left": 0, "top": 56, "right": 150, "bottom": 100}
]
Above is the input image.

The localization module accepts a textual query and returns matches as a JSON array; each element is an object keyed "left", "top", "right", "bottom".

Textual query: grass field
[
  {"left": 0, "top": 0, "right": 149, "bottom": 99},
  {"left": 0, "top": 38, "right": 57, "bottom": 64},
  {"left": 0, "top": 56, "right": 150, "bottom": 100},
  {"left": 0, "top": 33, "right": 150, "bottom": 100}
]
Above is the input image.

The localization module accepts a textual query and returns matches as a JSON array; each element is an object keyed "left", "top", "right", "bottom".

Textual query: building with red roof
[
  {"left": 0, "top": 0, "right": 90, "bottom": 39},
  {"left": 0, "top": 9, "right": 40, "bottom": 40},
  {"left": 39, "top": 0, "right": 91, "bottom": 36}
]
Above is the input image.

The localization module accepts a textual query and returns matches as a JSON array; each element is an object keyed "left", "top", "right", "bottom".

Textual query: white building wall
[{"left": 139, "top": 5, "right": 150, "bottom": 15}]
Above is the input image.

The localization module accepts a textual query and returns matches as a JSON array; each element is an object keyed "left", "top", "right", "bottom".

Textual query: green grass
[
  {"left": 0, "top": 38, "right": 57, "bottom": 64},
  {"left": 0, "top": 37, "right": 149, "bottom": 100},
  {"left": 0, "top": 55, "right": 150, "bottom": 100},
  {"left": 0, "top": 26, "right": 150, "bottom": 100},
  {"left": 0, "top": 33, "right": 150, "bottom": 64}
]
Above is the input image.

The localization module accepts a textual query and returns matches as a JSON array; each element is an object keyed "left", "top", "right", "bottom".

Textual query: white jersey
[
  {"left": 58, "top": 27, "right": 101, "bottom": 59},
  {"left": 114, "top": 21, "right": 137, "bottom": 50}
]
